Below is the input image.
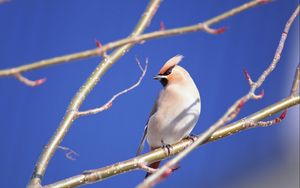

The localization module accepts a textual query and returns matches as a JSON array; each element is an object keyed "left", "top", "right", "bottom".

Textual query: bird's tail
[{"left": 145, "top": 161, "right": 161, "bottom": 178}]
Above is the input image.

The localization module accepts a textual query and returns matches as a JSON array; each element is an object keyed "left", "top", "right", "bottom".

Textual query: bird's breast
[{"left": 147, "top": 85, "right": 201, "bottom": 148}]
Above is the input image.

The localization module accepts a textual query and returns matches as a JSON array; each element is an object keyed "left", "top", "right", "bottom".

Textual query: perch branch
[
  {"left": 138, "top": 5, "right": 300, "bottom": 188},
  {"left": 43, "top": 94, "right": 300, "bottom": 188},
  {"left": 77, "top": 58, "right": 148, "bottom": 117},
  {"left": 0, "top": 0, "right": 268, "bottom": 78},
  {"left": 27, "top": 1, "right": 161, "bottom": 187}
]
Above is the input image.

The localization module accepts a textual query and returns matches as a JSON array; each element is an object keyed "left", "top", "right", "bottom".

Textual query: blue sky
[{"left": 0, "top": 1, "right": 299, "bottom": 188}]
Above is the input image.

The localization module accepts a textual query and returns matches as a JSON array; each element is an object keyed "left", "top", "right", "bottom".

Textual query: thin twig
[
  {"left": 202, "top": 24, "right": 226, "bottom": 35},
  {"left": 27, "top": 1, "right": 161, "bottom": 188},
  {"left": 0, "top": 0, "right": 268, "bottom": 78},
  {"left": 77, "top": 58, "right": 148, "bottom": 117},
  {"left": 248, "top": 63, "right": 299, "bottom": 128},
  {"left": 138, "top": 5, "right": 300, "bottom": 188},
  {"left": 57, "top": 146, "right": 79, "bottom": 161},
  {"left": 137, "top": 159, "right": 158, "bottom": 174},
  {"left": 43, "top": 95, "right": 300, "bottom": 188},
  {"left": 14, "top": 73, "right": 46, "bottom": 87}
]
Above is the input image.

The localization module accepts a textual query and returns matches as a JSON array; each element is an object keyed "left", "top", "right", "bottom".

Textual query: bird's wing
[
  {"left": 136, "top": 125, "right": 148, "bottom": 156},
  {"left": 136, "top": 99, "right": 158, "bottom": 156}
]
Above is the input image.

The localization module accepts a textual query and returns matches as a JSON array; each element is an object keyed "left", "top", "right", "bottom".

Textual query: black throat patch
[{"left": 160, "top": 78, "right": 168, "bottom": 87}]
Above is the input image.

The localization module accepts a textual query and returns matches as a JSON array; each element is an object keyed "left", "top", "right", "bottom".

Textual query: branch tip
[
  {"left": 243, "top": 68, "right": 253, "bottom": 84},
  {"left": 215, "top": 27, "right": 227, "bottom": 34},
  {"left": 276, "top": 110, "right": 287, "bottom": 123},
  {"left": 34, "top": 78, "right": 47, "bottom": 86},
  {"left": 253, "top": 89, "right": 265, "bottom": 99},
  {"left": 15, "top": 73, "right": 47, "bottom": 87},
  {"left": 95, "top": 39, "right": 102, "bottom": 48},
  {"left": 258, "top": 0, "right": 272, "bottom": 5},
  {"left": 159, "top": 21, "right": 165, "bottom": 31},
  {"left": 203, "top": 24, "right": 226, "bottom": 35}
]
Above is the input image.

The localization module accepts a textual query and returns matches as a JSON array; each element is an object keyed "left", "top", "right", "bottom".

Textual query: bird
[{"left": 136, "top": 54, "right": 201, "bottom": 177}]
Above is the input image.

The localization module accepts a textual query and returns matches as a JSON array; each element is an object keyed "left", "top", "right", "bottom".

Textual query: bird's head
[{"left": 154, "top": 55, "right": 190, "bottom": 87}]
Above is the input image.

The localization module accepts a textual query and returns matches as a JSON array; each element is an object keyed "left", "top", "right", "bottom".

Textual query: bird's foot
[
  {"left": 184, "top": 134, "right": 198, "bottom": 142},
  {"left": 161, "top": 140, "right": 173, "bottom": 155}
]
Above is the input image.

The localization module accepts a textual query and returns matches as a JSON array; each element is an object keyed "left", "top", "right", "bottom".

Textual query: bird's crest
[{"left": 158, "top": 54, "right": 183, "bottom": 75}]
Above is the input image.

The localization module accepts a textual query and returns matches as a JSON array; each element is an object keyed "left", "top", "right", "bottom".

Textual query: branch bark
[
  {"left": 0, "top": 0, "right": 268, "bottom": 78},
  {"left": 43, "top": 94, "right": 300, "bottom": 188}
]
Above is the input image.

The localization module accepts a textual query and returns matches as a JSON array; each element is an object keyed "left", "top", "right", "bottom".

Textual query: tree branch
[
  {"left": 0, "top": 0, "right": 268, "bottom": 78},
  {"left": 43, "top": 94, "right": 300, "bottom": 188},
  {"left": 138, "top": 4, "right": 300, "bottom": 188},
  {"left": 27, "top": 1, "right": 162, "bottom": 187},
  {"left": 76, "top": 58, "right": 148, "bottom": 117}
]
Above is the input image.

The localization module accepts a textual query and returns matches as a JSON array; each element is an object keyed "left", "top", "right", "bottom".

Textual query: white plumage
[{"left": 137, "top": 54, "right": 201, "bottom": 152}]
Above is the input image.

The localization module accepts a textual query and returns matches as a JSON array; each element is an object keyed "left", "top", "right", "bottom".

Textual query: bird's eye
[{"left": 164, "top": 67, "right": 174, "bottom": 75}]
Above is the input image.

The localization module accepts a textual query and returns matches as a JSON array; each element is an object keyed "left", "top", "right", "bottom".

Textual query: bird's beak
[{"left": 153, "top": 75, "right": 167, "bottom": 80}]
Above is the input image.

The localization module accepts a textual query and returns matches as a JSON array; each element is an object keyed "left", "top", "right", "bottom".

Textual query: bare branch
[
  {"left": 14, "top": 73, "right": 46, "bottom": 87},
  {"left": 43, "top": 95, "right": 300, "bottom": 188},
  {"left": 76, "top": 58, "right": 148, "bottom": 117},
  {"left": 27, "top": 1, "right": 161, "bottom": 188},
  {"left": 138, "top": 5, "right": 300, "bottom": 188},
  {"left": 0, "top": 0, "right": 268, "bottom": 78}
]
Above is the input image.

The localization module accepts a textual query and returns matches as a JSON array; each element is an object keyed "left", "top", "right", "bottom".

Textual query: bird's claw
[
  {"left": 184, "top": 134, "right": 198, "bottom": 142},
  {"left": 161, "top": 140, "right": 173, "bottom": 155}
]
